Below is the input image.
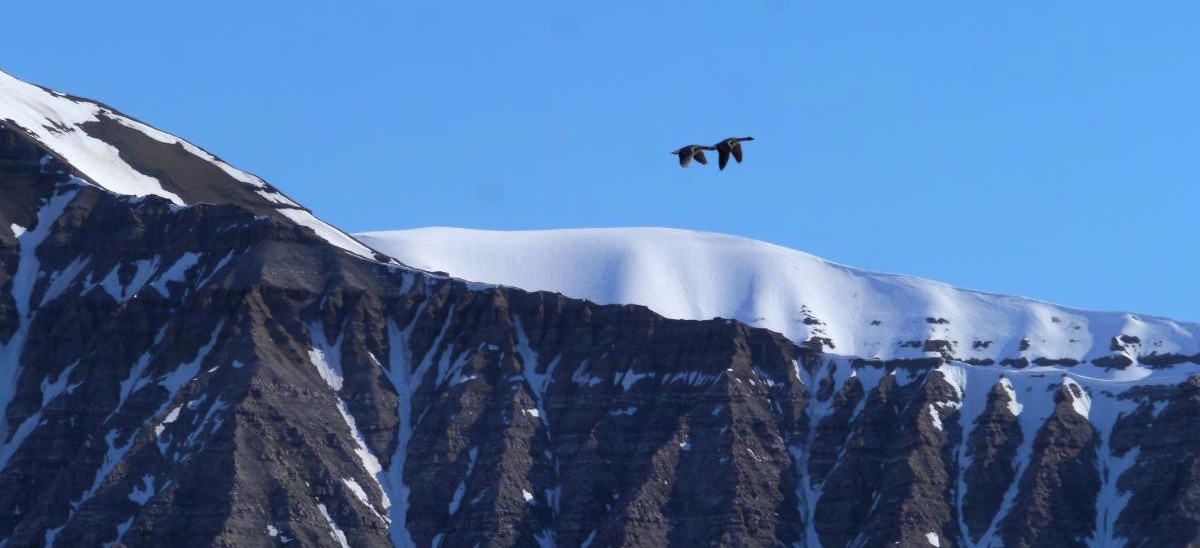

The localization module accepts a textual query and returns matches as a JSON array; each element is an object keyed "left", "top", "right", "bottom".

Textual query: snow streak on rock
[{"left": 0, "top": 188, "right": 79, "bottom": 473}]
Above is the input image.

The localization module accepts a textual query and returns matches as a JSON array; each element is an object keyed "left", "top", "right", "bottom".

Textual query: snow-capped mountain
[
  {"left": 358, "top": 227, "right": 1200, "bottom": 546},
  {"left": 357, "top": 227, "right": 1200, "bottom": 377},
  {"left": 3, "top": 67, "right": 1200, "bottom": 548},
  {"left": 0, "top": 69, "right": 381, "bottom": 262}
]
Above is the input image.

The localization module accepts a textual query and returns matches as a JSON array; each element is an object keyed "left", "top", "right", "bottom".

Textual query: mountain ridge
[{"left": 0, "top": 68, "right": 386, "bottom": 264}]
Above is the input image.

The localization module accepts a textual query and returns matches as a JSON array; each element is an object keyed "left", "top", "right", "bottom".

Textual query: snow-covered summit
[
  {"left": 0, "top": 68, "right": 377, "bottom": 260},
  {"left": 356, "top": 227, "right": 1200, "bottom": 378}
]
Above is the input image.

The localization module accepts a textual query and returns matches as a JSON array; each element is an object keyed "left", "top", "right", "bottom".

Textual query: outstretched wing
[
  {"left": 693, "top": 148, "right": 708, "bottom": 165},
  {"left": 677, "top": 150, "right": 693, "bottom": 168},
  {"left": 731, "top": 141, "right": 744, "bottom": 164},
  {"left": 717, "top": 146, "right": 730, "bottom": 170}
]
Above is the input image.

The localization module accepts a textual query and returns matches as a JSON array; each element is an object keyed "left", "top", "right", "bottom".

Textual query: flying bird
[
  {"left": 713, "top": 137, "right": 755, "bottom": 170},
  {"left": 671, "top": 144, "right": 715, "bottom": 168}
]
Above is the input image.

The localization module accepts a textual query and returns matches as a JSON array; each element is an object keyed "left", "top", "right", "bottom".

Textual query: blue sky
[{"left": 3, "top": 2, "right": 1197, "bottom": 321}]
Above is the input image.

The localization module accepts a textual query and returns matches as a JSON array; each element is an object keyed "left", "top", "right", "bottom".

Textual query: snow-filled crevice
[
  {"left": 1087, "top": 386, "right": 1141, "bottom": 546},
  {"left": 792, "top": 356, "right": 861, "bottom": 548},
  {"left": 382, "top": 295, "right": 446, "bottom": 547},
  {"left": 308, "top": 320, "right": 391, "bottom": 524},
  {"left": 942, "top": 363, "right": 1162, "bottom": 547},
  {"left": 38, "top": 319, "right": 226, "bottom": 544},
  {"left": 448, "top": 447, "right": 478, "bottom": 515},
  {"left": 514, "top": 317, "right": 562, "bottom": 539},
  {"left": 316, "top": 500, "right": 351, "bottom": 548},
  {"left": 0, "top": 188, "right": 80, "bottom": 475}
]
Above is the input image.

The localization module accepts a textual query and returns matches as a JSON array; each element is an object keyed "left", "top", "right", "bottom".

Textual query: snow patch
[
  {"left": 618, "top": 369, "right": 651, "bottom": 391},
  {"left": 342, "top": 477, "right": 387, "bottom": 522},
  {"left": 1063, "top": 376, "right": 1091, "bottom": 419},
  {"left": 150, "top": 252, "right": 201, "bottom": 296},
  {"left": 44, "top": 525, "right": 63, "bottom": 546},
  {"left": 928, "top": 403, "right": 946, "bottom": 431},
  {"left": 158, "top": 320, "right": 223, "bottom": 395},
  {"left": 0, "top": 70, "right": 183, "bottom": 203},
  {"left": 316, "top": 502, "right": 350, "bottom": 548},
  {"left": 114, "top": 516, "right": 134, "bottom": 544},
  {"left": 154, "top": 406, "right": 182, "bottom": 439},
  {"left": 0, "top": 190, "right": 79, "bottom": 474},
  {"left": 278, "top": 208, "right": 379, "bottom": 262},
  {"left": 382, "top": 303, "right": 449, "bottom": 547},
  {"left": 448, "top": 447, "right": 478, "bottom": 515},
  {"left": 77, "top": 429, "right": 132, "bottom": 506},
  {"left": 309, "top": 323, "right": 391, "bottom": 520},
  {"left": 307, "top": 347, "right": 344, "bottom": 392},
  {"left": 40, "top": 362, "right": 77, "bottom": 408},
  {"left": 128, "top": 475, "right": 155, "bottom": 505},
  {"left": 998, "top": 377, "right": 1023, "bottom": 416}
]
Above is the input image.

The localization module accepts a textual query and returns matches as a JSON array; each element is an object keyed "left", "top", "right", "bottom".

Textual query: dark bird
[
  {"left": 671, "top": 144, "right": 715, "bottom": 168},
  {"left": 713, "top": 137, "right": 755, "bottom": 170}
]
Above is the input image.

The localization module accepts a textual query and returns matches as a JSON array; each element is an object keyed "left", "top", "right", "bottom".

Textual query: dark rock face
[
  {"left": 809, "top": 370, "right": 955, "bottom": 547},
  {"left": 5, "top": 98, "right": 1200, "bottom": 548},
  {"left": 962, "top": 382, "right": 1022, "bottom": 540},
  {"left": 998, "top": 383, "right": 1100, "bottom": 548},
  {"left": 1110, "top": 378, "right": 1200, "bottom": 547},
  {"left": 77, "top": 115, "right": 295, "bottom": 218}
]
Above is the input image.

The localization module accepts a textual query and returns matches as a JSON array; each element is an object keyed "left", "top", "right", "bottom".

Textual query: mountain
[
  {"left": 2, "top": 68, "right": 1200, "bottom": 548},
  {"left": 0, "top": 69, "right": 384, "bottom": 264},
  {"left": 358, "top": 228, "right": 1200, "bottom": 547},
  {"left": 357, "top": 227, "right": 1200, "bottom": 376}
]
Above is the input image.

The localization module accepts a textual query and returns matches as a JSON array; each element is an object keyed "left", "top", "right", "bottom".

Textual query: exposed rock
[
  {"left": 962, "top": 381, "right": 1023, "bottom": 540},
  {"left": 1139, "top": 352, "right": 1200, "bottom": 368},
  {"left": 1110, "top": 375, "right": 1200, "bottom": 546},
  {"left": 1093, "top": 354, "right": 1135, "bottom": 369},
  {"left": 1000, "top": 357, "right": 1029, "bottom": 368},
  {"left": 1030, "top": 357, "right": 1080, "bottom": 367},
  {"left": 998, "top": 383, "right": 1100, "bottom": 547}
]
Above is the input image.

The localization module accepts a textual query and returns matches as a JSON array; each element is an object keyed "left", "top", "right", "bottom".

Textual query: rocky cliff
[{"left": 2, "top": 69, "right": 1199, "bottom": 547}]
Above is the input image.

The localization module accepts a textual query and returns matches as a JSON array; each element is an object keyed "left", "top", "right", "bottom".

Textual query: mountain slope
[
  {"left": 357, "top": 227, "right": 1200, "bottom": 377},
  {"left": 0, "top": 69, "right": 381, "bottom": 262}
]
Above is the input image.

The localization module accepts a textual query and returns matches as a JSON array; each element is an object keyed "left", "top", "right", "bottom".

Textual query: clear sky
[{"left": 2, "top": 2, "right": 1197, "bottom": 321}]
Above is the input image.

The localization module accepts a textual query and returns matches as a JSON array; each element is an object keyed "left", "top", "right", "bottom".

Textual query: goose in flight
[
  {"left": 713, "top": 137, "right": 755, "bottom": 170},
  {"left": 671, "top": 144, "right": 715, "bottom": 168}
]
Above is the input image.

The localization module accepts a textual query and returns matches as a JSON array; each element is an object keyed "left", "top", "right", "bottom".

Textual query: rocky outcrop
[
  {"left": 1109, "top": 378, "right": 1200, "bottom": 547},
  {"left": 997, "top": 382, "right": 1100, "bottom": 547},
  {"left": 961, "top": 381, "right": 1023, "bottom": 540}
]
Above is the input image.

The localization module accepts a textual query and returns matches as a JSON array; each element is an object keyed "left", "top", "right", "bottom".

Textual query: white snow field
[{"left": 356, "top": 227, "right": 1200, "bottom": 376}]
